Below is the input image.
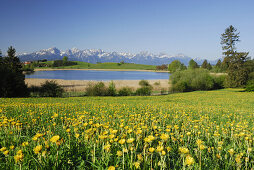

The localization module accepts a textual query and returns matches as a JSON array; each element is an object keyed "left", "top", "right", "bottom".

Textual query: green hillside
[{"left": 36, "top": 61, "right": 157, "bottom": 70}]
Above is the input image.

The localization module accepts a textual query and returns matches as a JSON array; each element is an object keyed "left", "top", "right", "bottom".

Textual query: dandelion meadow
[{"left": 0, "top": 89, "right": 254, "bottom": 169}]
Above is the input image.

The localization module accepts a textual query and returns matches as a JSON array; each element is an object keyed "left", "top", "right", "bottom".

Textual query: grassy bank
[
  {"left": 0, "top": 89, "right": 254, "bottom": 169},
  {"left": 36, "top": 61, "right": 157, "bottom": 70}
]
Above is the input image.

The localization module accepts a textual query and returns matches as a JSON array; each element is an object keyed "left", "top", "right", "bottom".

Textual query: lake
[{"left": 25, "top": 70, "right": 170, "bottom": 80}]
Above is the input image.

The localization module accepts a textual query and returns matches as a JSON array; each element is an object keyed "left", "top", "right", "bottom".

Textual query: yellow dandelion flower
[
  {"left": 228, "top": 149, "right": 234, "bottom": 156},
  {"left": 160, "top": 134, "right": 169, "bottom": 141},
  {"left": 111, "top": 130, "right": 118, "bottom": 134},
  {"left": 199, "top": 144, "right": 206, "bottom": 150},
  {"left": 179, "top": 147, "right": 189, "bottom": 154},
  {"left": 108, "top": 166, "right": 115, "bottom": 170},
  {"left": 137, "top": 154, "right": 143, "bottom": 161},
  {"left": 134, "top": 161, "right": 140, "bottom": 169},
  {"left": 3, "top": 150, "right": 9, "bottom": 155},
  {"left": 149, "top": 147, "right": 155, "bottom": 153},
  {"left": 0, "top": 147, "right": 6, "bottom": 152},
  {"left": 116, "top": 151, "right": 123, "bottom": 157},
  {"left": 75, "top": 133, "right": 80, "bottom": 138},
  {"left": 118, "top": 139, "right": 126, "bottom": 145},
  {"left": 14, "top": 153, "right": 24, "bottom": 163},
  {"left": 104, "top": 144, "right": 111, "bottom": 152},
  {"left": 166, "top": 146, "right": 172, "bottom": 152},
  {"left": 156, "top": 145, "right": 164, "bottom": 152},
  {"left": 127, "top": 138, "right": 134, "bottom": 144},
  {"left": 196, "top": 139, "right": 203, "bottom": 146},
  {"left": 185, "top": 155, "right": 195, "bottom": 166},
  {"left": 50, "top": 135, "right": 60, "bottom": 143},
  {"left": 34, "top": 145, "right": 43, "bottom": 154}
]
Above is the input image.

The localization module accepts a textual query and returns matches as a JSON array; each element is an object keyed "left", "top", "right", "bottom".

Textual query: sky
[{"left": 0, "top": 0, "right": 253, "bottom": 60}]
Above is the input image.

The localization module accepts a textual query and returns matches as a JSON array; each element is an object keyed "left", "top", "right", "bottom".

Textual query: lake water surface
[{"left": 25, "top": 70, "right": 170, "bottom": 80}]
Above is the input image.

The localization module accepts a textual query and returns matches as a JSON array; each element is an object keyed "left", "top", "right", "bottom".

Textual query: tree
[
  {"left": 201, "top": 60, "right": 212, "bottom": 70},
  {"left": 215, "top": 59, "right": 222, "bottom": 68},
  {"left": 207, "top": 63, "right": 212, "bottom": 70},
  {"left": 63, "top": 56, "right": 68, "bottom": 64},
  {"left": 0, "top": 46, "right": 29, "bottom": 97},
  {"left": 188, "top": 59, "right": 199, "bottom": 69},
  {"left": 168, "top": 60, "right": 186, "bottom": 72},
  {"left": 221, "top": 25, "right": 240, "bottom": 58},
  {"left": 201, "top": 60, "right": 208, "bottom": 69},
  {"left": 225, "top": 52, "right": 249, "bottom": 87},
  {"left": 221, "top": 25, "right": 249, "bottom": 87}
]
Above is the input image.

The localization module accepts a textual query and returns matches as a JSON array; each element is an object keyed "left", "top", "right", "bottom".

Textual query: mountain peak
[{"left": 17, "top": 47, "right": 220, "bottom": 65}]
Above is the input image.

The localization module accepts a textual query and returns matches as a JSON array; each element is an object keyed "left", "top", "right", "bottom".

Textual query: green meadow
[{"left": 0, "top": 89, "right": 254, "bottom": 169}]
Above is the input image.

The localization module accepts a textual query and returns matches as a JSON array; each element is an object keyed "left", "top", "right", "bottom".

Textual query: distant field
[
  {"left": 36, "top": 61, "right": 157, "bottom": 70},
  {"left": 0, "top": 89, "right": 254, "bottom": 169}
]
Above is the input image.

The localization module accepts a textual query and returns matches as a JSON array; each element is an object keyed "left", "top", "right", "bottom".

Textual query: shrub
[
  {"left": 86, "top": 82, "right": 107, "bottom": 96},
  {"left": 39, "top": 80, "right": 64, "bottom": 97},
  {"left": 107, "top": 81, "right": 117, "bottom": 96},
  {"left": 212, "top": 75, "right": 226, "bottom": 89},
  {"left": 29, "top": 85, "right": 41, "bottom": 96},
  {"left": 136, "top": 86, "right": 152, "bottom": 96},
  {"left": 139, "top": 80, "right": 150, "bottom": 87},
  {"left": 245, "top": 80, "right": 254, "bottom": 92},
  {"left": 118, "top": 87, "right": 133, "bottom": 96},
  {"left": 135, "top": 80, "right": 153, "bottom": 96},
  {"left": 248, "top": 72, "right": 254, "bottom": 81},
  {"left": 170, "top": 68, "right": 225, "bottom": 92}
]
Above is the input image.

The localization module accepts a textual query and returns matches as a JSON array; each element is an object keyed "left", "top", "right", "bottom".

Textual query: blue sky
[{"left": 0, "top": 0, "right": 253, "bottom": 60}]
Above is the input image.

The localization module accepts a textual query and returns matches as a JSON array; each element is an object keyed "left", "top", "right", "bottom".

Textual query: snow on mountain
[{"left": 18, "top": 47, "right": 218, "bottom": 65}]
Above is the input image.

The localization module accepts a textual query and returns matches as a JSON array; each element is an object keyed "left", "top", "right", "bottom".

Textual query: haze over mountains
[{"left": 18, "top": 47, "right": 219, "bottom": 65}]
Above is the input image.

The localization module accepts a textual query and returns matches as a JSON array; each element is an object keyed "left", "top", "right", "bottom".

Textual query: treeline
[
  {"left": 52, "top": 56, "right": 77, "bottom": 67},
  {"left": 31, "top": 56, "right": 77, "bottom": 67},
  {"left": 169, "top": 25, "right": 254, "bottom": 92}
]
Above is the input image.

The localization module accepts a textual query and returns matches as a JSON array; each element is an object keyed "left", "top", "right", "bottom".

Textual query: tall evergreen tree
[
  {"left": 221, "top": 25, "right": 249, "bottom": 87},
  {"left": 0, "top": 46, "right": 29, "bottom": 97},
  {"left": 215, "top": 59, "right": 222, "bottom": 68},
  {"left": 221, "top": 25, "right": 240, "bottom": 58},
  {"left": 188, "top": 59, "right": 199, "bottom": 69},
  {"left": 207, "top": 63, "right": 212, "bottom": 70},
  {"left": 201, "top": 60, "right": 208, "bottom": 69}
]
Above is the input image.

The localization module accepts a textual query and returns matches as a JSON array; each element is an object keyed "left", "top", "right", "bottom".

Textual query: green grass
[
  {"left": 0, "top": 89, "right": 254, "bottom": 169},
  {"left": 36, "top": 61, "right": 157, "bottom": 70}
]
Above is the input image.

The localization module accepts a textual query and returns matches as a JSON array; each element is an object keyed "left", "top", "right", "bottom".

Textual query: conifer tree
[
  {"left": 188, "top": 59, "right": 199, "bottom": 69},
  {"left": 221, "top": 25, "right": 249, "bottom": 87}
]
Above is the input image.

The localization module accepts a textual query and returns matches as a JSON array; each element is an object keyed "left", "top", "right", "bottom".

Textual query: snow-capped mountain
[{"left": 17, "top": 47, "right": 218, "bottom": 65}]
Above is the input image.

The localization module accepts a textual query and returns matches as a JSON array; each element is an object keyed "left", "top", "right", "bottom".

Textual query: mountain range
[{"left": 18, "top": 47, "right": 219, "bottom": 66}]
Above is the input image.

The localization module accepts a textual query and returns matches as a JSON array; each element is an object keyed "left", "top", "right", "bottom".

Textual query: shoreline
[
  {"left": 25, "top": 78, "right": 170, "bottom": 92},
  {"left": 34, "top": 68, "right": 170, "bottom": 73}
]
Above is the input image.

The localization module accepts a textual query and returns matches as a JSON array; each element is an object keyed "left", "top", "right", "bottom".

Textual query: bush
[
  {"left": 86, "top": 82, "right": 107, "bottom": 96},
  {"left": 118, "top": 87, "right": 133, "bottom": 96},
  {"left": 212, "top": 75, "right": 226, "bottom": 89},
  {"left": 139, "top": 80, "right": 150, "bottom": 87},
  {"left": 135, "top": 80, "right": 153, "bottom": 96},
  {"left": 136, "top": 86, "right": 152, "bottom": 96},
  {"left": 107, "top": 81, "right": 117, "bottom": 96},
  {"left": 170, "top": 68, "right": 225, "bottom": 92},
  {"left": 39, "top": 80, "right": 64, "bottom": 97},
  {"left": 245, "top": 80, "right": 254, "bottom": 92}
]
